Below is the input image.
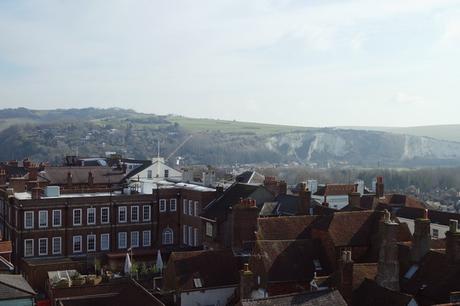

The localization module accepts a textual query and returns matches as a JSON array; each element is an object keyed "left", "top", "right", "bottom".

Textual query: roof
[
  {"left": 39, "top": 166, "right": 126, "bottom": 185},
  {"left": 236, "top": 171, "right": 265, "bottom": 185},
  {"left": 0, "top": 274, "right": 35, "bottom": 300},
  {"left": 164, "top": 250, "right": 239, "bottom": 291},
  {"left": 401, "top": 250, "right": 460, "bottom": 305},
  {"left": 352, "top": 263, "right": 378, "bottom": 290},
  {"left": 273, "top": 194, "right": 300, "bottom": 216},
  {"left": 381, "top": 194, "right": 425, "bottom": 209},
  {"left": 259, "top": 202, "right": 278, "bottom": 216},
  {"left": 395, "top": 207, "right": 460, "bottom": 227},
  {"left": 241, "top": 289, "right": 347, "bottom": 306},
  {"left": 353, "top": 278, "right": 414, "bottom": 306},
  {"left": 202, "top": 183, "right": 266, "bottom": 219},
  {"left": 0, "top": 164, "right": 28, "bottom": 178},
  {"left": 311, "top": 211, "right": 381, "bottom": 247},
  {"left": 314, "top": 184, "right": 356, "bottom": 197},
  {"left": 256, "top": 215, "right": 319, "bottom": 240},
  {"left": 123, "top": 160, "right": 152, "bottom": 178},
  {"left": 251, "top": 239, "right": 329, "bottom": 283},
  {"left": 0, "top": 240, "right": 12, "bottom": 253}
]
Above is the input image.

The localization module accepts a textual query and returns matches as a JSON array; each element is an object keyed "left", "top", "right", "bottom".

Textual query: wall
[
  {"left": 180, "top": 287, "right": 236, "bottom": 306},
  {"left": 398, "top": 217, "right": 448, "bottom": 239}
]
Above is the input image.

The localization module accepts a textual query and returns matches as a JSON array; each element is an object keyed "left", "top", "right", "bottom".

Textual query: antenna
[{"left": 157, "top": 140, "right": 160, "bottom": 159}]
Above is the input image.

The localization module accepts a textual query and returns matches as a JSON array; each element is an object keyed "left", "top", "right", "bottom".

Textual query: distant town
[{"left": 0, "top": 153, "right": 459, "bottom": 306}]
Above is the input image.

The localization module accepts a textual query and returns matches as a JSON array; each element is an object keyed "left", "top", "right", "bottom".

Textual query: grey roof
[
  {"left": 0, "top": 274, "right": 35, "bottom": 300},
  {"left": 241, "top": 289, "right": 347, "bottom": 306},
  {"left": 235, "top": 171, "right": 265, "bottom": 185},
  {"left": 259, "top": 202, "right": 278, "bottom": 216},
  {"left": 39, "top": 166, "right": 126, "bottom": 185}
]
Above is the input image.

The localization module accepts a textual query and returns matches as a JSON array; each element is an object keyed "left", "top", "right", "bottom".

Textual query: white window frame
[
  {"left": 183, "top": 225, "right": 188, "bottom": 245},
  {"left": 101, "top": 207, "right": 110, "bottom": 224},
  {"left": 194, "top": 228, "right": 198, "bottom": 247},
  {"left": 87, "top": 234, "right": 96, "bottom": 252},
  {"left": 131, "top": 206, "right": 139, "bottom": 222},
  {"left": 52, "top": 237, "right": 62, "bottom": 255},
  {"left": 159, "top": 199, "right": 167, "bottom": 212},
  {"left": 170, "top": 199, "right": 177, "bottom": 212},
  {"left": 194, "top": 201, "right": 199, "bottom": 217},
  {"left": 24, "top": 211, "right": 34, "bottom": 229},
  {"left": 143, "top": 205, "right": 151, "bottom": 221},
  {"left": 131, "top": 231, "right": 139, "bottom": 248},
  {"left": 38, "top": 238, "right": 48, "bottom": 256},
  {"left": 73, "top": 209, "right": 82, "bottom": 226},
  {"left": 162, "top": 228, "right": 173, "bottom": 245},
  {"left": 118, "top": 232, "right": 127, "bottom": 249},
  {"left": 52, "top": 210, "right": 62, "bottom": 227},
  {"left": 188, "top": 226, "right": 193, "bottom": 246},
  {"left": 39, "top": 210, "right": 48, "bottom": 228},
  {"left": 101, "top": 233, "right": 110, "bottom": 251},
  {"left": 87, "top": 207, "right": 96, "bottom": 225},
  {"left": 73, "top": 235, "right": 82, "bottom": 253},
  {"left": 183, "top": 199, "right": 188, "bottom": 215},
  {"left": 118, "top": 206, "right": 127, "bottom": 223},
  {"left": 206, "top": 222, "right": 213, "bottom": 237},
  {"left": 147, "top": 170, "right": 153, "bottom": 179},
  {"left": 188, "top": 200, "right": 193, "bottom": 216},
  {"left": 142, "top": 230, "right": 151, "bottom": 247},
  {"left": 24, "top": 239, "right": 34, "bottom": 257}
]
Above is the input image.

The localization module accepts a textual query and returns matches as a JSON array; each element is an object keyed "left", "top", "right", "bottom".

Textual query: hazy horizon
[{"left": 1, "top": 1, "right": 460, "bottom": 127}]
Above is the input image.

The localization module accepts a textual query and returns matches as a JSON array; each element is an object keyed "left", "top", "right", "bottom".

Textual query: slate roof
[
  {"left": 256, "top": 216, "right": 319, "bottom": 241},
  {"left": 259, "top": 202, "right": 278, "bottom": 216},
  {"left": 353, "top": 278, "right": 414, "bottom": 306},
  {"left": 401, "top": 250, "right": 460, "bottom": 305},
  {"left": 0, "top": 274, "right": 35, "bottom": 300},
  {"left": 314, "top": 184, "right": 356, "bottom": 197},
  {"left": 164, "top": 250, "right": 239, "bottom": 291},
  {"left": 395, "top": 207, "right": 460, "bottom": 227},
  {"left": 273, "top": 194, "right": 300, "bottom": 216},
  {"left": 39, "top": 166, "right": 126, "bottom": 185},
  {"left": 251, "top": 239, "right": 329, "bottom": 283},
  {"left": 380, "top": 194, "right": 425, "bottom": 209},
  {"left": 0, "top": 164, "right": 28, "bottom": 178},
  {"left": 241, "top": 289, "right": 347, "bottom": 306},
  {"left": 236, "top": 171, "right": 265, "bottom": 185},
  {"left": 202, "top": 183, "right": 263, "bottom": 219}
]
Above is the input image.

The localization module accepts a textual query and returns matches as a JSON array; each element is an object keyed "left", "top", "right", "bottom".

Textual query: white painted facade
[
  {"left": 398, "top": 217, "right": 449, "bottom": 239},
  {"left": 128, "top": 157, "right": 182, "bottom": 183},
  {"left": 179, "top": 286, "right": 237, "bottom": 306}
]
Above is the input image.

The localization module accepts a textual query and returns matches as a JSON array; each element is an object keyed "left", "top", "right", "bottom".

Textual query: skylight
[
  {"left": 404, "top": 265, "right": 419, "bottom": 279},
  {"left": 193, "top": 278, "right": 203, "bottom": 288}
]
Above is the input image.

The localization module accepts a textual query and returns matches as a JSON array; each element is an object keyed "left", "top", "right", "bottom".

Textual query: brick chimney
[
  {"left": 67, "top": 172, "right": 73, "bottom": 187},
  {"left": 298, "top": 183, "right": 311, "bottom": 215},
  {"left": 240, "top": 263, "right": 255, "bottom": 299},
  {"left": 231, "top": 198, "right": 259, "bottom": 250},
  {"left": 22, "top": 158, "right": 31, "bottom": 168},
  {"left": 0, "top": 169, "right": 6, "bottom": 185},
  {"left": 348, "top": 192, "right": 361, "bottom": 208},
  {"left": 28, "top": 163, "right": 38, "bottom": 181},
  {"left": 9, "top": 177, "right": 26, "bottom": 192},
  {"left": 375, "top": 176, "right": 384, "bottom": 198},
  {"left": 376, "top": 210, "right": 399, "bottom": 291},
  {"left": 446, "top": 219, "right": 460, "bottom": 265},
  {"left": 88, "top": 171, "right": 94, "bottom": 186},
  {"left": 31, "top": 186, "right": 42, "bottom": 200},
  {"left": 337, "top": 250, "right": 354, "bottom": 305},
  {"left": 411, "top": 209, "right": 430, "bottom": 262}
]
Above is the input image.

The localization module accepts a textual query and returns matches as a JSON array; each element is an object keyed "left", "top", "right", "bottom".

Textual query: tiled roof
[
  {"left": 251, "top": 239, "right": 329, "bottom": 283},
  {"left": 381, "top": 194, "right": 425, "bottom": 209},
  {"left": 312, "top": 211, "right": 381, "bottom": 247},
  {"left": 353, "top": 263, "right": 378, "bottom": 290},
  {"left": 353, "top": 278, "right": 414, "bottom": 306},
  {"left": 0, "top": 241, "right": 12, "bottom": 253},
  {"left": 0, "top": 274, "right": 35, "bottom": 300},
  {"left": 164, "top": 250, "right": 239, "bottom": 291},
  {"left": 396, "top": 207, "right": 460, "bottom": 227},
  {"left": 241, "top": 289, "right": 347, "bottom": 306},
  {"left": 256, "top": 215, "right": 319, "bottom": 241},
  {"left": 401, "top": 250, "right": 460, "bottom": 305},
  {"left": 314, "top": 184, "right": 356, "bottom": 197}
]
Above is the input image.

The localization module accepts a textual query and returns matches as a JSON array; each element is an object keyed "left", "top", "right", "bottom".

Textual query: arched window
[{"left": 162, "top": 228, "right": 173, "bottom": 245}]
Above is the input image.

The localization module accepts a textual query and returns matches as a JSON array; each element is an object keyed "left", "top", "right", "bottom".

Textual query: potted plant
[
  {"left": 87, "top": 274, "right": 102, "bottom": 285},
  {"left": 71, "top": 272, "right": 86, "bottom": 286}
]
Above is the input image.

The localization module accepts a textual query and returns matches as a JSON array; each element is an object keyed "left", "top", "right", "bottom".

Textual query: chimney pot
[{"left": 450, "top": 219, "right": 458, "bottom": 233}]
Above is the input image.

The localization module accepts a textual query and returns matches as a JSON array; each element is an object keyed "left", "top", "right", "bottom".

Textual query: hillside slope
[{"left": 1, "top": 108, "right": 460, "bottom": 167}]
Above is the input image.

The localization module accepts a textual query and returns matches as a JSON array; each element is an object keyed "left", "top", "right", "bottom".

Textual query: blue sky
[{"left": 0, "top": 0, "right": 460, "bottom": 127}]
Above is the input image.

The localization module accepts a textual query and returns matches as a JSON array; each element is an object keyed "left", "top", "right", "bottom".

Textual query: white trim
[
  {"left": 183, "top": 199, "right": 188, "bottom": 215},
  {"left": 131, "top": 205, "right": 139, "bottom": 222},
  {"left": 131, "top": 231, "right": 139, "bottom": 248},
  {"left": 162, "top": 228, "right": 173, "bottom": 245},
  {"left": 101, "top": 207, "right": 110, "bottom": 224},
  {"left": 159, "top": 199, "right": 167, "bottom": 212},
  {"left": 39, "top": 210, "right": 48, "bottom": 228},
  {"left": 101, "top": 233, "right": 110, "bottom": 251},
  {"left": 87, "top": 207, "right": 96, "bottom": 225},
  {"left": 52, "top": 237, "right": 62, "bottom": 255},
  {"left": 118, "top": 206, "right": 127, "bottom": 223},
  {"left": 24, "top": 211, "right": 34, "bottom": 229},
  {"left": 38, "top": 238, "right": 48, "bottom": 256},
  {"left": 24, "top": 239, "right": 34, "bottom": 257},
  {"left": 194, "top": 201, "right": 199, "bottom": 217},
  {"left": 73, "top": 209, "right": 82, "bottom": 226},
  {"left": 118, "top": 232, "right": 127, "bottom": 249},
  {"left": 142, "top": 205, "right": 151, "bottom": 221},
  {"left": 73, "top": 235, "right": 82, "bottom": 253},
  {"left": 52, "top": 209, "right": 62, "bottom": 227},
  {"left": 142, "top": 230, "right": 151, "bottom": 247},
  {"left": 87, "top": 234, "right": 96, "bottom": 252}
]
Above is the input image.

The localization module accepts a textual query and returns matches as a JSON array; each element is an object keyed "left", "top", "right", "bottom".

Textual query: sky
[{"left": 0, "top": 0, "right": 460, "bottom": 127}]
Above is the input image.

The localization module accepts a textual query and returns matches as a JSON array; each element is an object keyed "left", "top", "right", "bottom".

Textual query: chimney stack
[
  {"left": 446, "top": 219, "right": 460, "bottom": 265},
  {"left": 240, "top": 263, "right": 255, "bottom": 299},
  {"left": 28, "top": 164, "right": 38, "bottom": 181},
  {"left": 31, "top": 186, "right": 42, "bottom": 200},
  {"left": 375, "top": 176, "right": 384, "bottom": 198},
  {"left": 337, "top": 250, "right": 354, "bottom": 305},
  {"left": 411, "top": 209, "right": 431, "bottom": 262},
  {"left": 9, "top": 177, "right": 26, "bottom": 193},
  {"left": 298, "top": 183, "right": 312, "bottom": 215},
  {"left": 376, "top": 210, "right": 400, "bottom": 291},
  {"left": 88, "top": 171, "right": 94, "bottom": 186},
  {"left": 0, "top": 169, "right": 6, "bottom": 185},
  {"left": 348, "top": 192, "right": 361, "bottom": 209},
  {"left": 67, "top": 172, "right": 73, "bottom": 187}
]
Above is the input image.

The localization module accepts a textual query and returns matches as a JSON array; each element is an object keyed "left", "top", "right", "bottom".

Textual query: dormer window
[
  {"left": 313, "top": 259, "right": 322, "bottom": 271},
  {"left": 193, "top": 278, "right": 203, "bottom": 288}
]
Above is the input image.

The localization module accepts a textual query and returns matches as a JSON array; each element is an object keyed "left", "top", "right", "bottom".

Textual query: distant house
[
  {"left": 126, "top": 157, "right": 182, "bottom": 184},
  {"left": 312, "top": 184, "right": 357, "bottom": 210},
  {"left": 0, "top": 274, "right": 35, "bottom": 306},
  {"left": 163, "top": 250, "right": 239, "bottom": 306}
]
